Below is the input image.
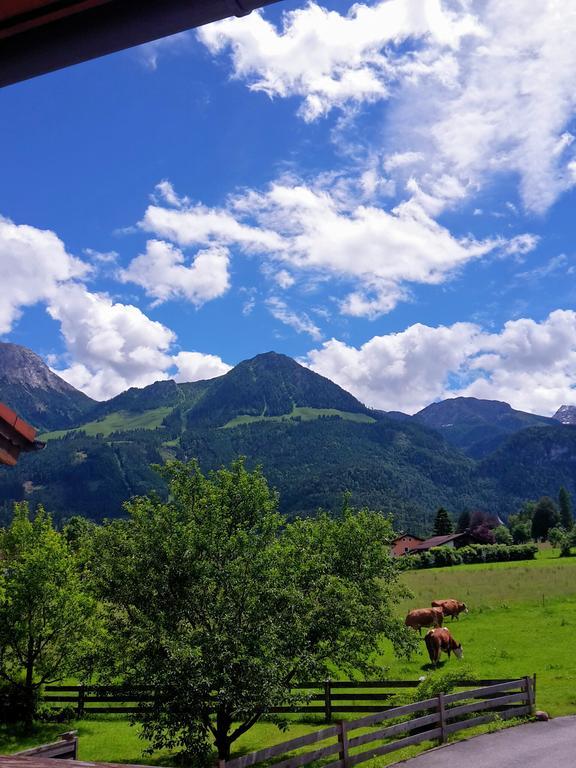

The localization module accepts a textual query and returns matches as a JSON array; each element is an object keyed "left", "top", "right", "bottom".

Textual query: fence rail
[
  {"left": 13, "top": 731, "right": 78, "bottom": 760},
  {"left": 219, "top": 676, "right": 535, "bottom": 768},
  {"left": 43, "top": 679, "right": 522, "bottom": 720}
]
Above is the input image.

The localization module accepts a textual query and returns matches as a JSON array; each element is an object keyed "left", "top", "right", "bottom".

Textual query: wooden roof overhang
[
  {"left": 0, "top": 0, "right": 282, "bottom": 88},
  {"left": 0, "top": 401, "right": 44, "bottom": 466}
]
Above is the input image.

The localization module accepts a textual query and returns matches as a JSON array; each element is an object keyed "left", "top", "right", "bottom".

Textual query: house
[
  {"left": 0, "top": 402, "right": 44, "bottom": 466},
  {"left": 407, "top": 532, "right": 473, "bottom": 553},
  {"left": 390, "top": 533, "right": 425, "bottom": 557}
]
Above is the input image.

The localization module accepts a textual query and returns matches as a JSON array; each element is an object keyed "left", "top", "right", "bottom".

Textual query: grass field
[
  {"left": 2, "top": 549, "right": 574, "bottom": 766},
  {"left": 223, "top": 407, "right": 376, "bottom": 428},
  {"left": 41, "top": 408, "right": 173, "bottom": 440}
]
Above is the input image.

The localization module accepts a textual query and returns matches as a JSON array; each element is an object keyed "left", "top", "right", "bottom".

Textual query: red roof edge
[{"left": 0, "top": 401, "right": 37, "bottom": 442}]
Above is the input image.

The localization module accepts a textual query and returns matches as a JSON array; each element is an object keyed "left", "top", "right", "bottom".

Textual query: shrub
[{"left": 404, "top": 543, "right": 537, "bottom": 569}]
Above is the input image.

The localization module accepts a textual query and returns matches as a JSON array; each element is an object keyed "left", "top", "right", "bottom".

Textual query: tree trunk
[
  {"left": 215, "top": 708, "right": 232, "bottom": 761},
  {"left": 23, "top": 639, "right": 35, "bottom": 733}
]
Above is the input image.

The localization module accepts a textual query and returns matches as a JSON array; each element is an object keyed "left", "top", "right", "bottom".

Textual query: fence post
[
  {"left": 437, "top": 693, "right": 447, "bottom": 744},
  {"left": 59, "top": 731, "right": 78, "bottom": 760},
  {"left": 337, "top": 720, "right": 350, "bottom": 768},
  {"left": 77, "top": 684, "right": 85, "bottom": 719},
  {"left": 525, "top": 675, "right": 535, "bottom": 714},
  {"left": 324, "top": 679, "right": 332, "bottom": 723}
]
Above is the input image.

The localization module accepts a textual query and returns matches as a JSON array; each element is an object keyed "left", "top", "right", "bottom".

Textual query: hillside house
[
  {"left": 0, "top": 402, "right": 44, "bottom": 466},
  {"left": 390, "top": 533, "right": 425, "bottom": 557}
]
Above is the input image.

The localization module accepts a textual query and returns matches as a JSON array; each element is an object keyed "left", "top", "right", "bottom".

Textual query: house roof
[
  {"left": 0, "top": 0, "right": 283, "bottom": 88},
  {"left": 0, "top": 402, "right": 45, "bottom": 466},
  {"left": 408, "top": 533, "right": 466, "bottom": 552},
  {"left": 391, "top": 532, "right": 424, "bottom": 543}
]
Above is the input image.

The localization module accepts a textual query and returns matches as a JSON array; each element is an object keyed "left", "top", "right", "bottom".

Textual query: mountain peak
[
  {"left": 187, "top": 352, "right": 369, "bottom": 427},
  {"left": 0, "top": 342, "right": 95, "bottom": 430},
  {"left": 553, "top": 405, "right": 576, "bottom": 425}
]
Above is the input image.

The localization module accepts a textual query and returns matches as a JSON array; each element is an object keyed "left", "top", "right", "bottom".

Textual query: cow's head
[
  {"left": 460, "top": 602, "right": 468, "bottom": 613},
  {"left": 454, "top": 643, "right": 463, "bottom": 660}
]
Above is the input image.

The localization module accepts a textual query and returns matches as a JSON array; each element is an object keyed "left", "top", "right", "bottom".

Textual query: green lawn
[
  {"left": 3, "top": 549, "right": 574, "bottom": 766},
  {"left": 40, "top": 408, "right": 173, "bottom": 440},
  {"left": 223, "top": 407, "right": 376, "bottom": 428}
]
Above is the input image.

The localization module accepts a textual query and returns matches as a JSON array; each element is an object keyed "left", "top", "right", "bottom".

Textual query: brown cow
[
  {"left": 424, "top": 627, "right": 463, "bottom": 667},
  {"left": 405, "top": 607, "right": 443, "bottom": 635},
  {"left": 431, "top": 599, "right": 468, "bottom": 620}
]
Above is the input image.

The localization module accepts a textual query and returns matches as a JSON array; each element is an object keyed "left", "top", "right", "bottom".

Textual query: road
[{"left": 391, "top": 717, "right": 576, "bottom": 768}]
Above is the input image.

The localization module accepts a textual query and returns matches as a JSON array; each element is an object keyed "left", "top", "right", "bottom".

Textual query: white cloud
[
  {"left": 274, "top": 269, "right": 296, "bottom": 289},
  {"left": 502, "top": 234, "right": 540, "bottom": 259},
  {"left": 141, "top": 180, "right": 508, "bottom": 319},
  {"left": 152, "top": 180, "right": 190, "bottom": 208},
  {"left": 172, "top": 351, "right": 231, "bottom": 382},
  {"left": 266, "top": 297, "right": 322, "bottom": 340},
  {"left": 0, "top": 217, "right": 89, "bottom": 334},
  {"left": 390, "top": 0, "right": 576, "bottom": 213},
  {"left": 47, "top": 284, "right": 175, "bottom": 400},
  {"left": 306, "top": 321, "right": 481, "bottom": 414},
  {"left": 140, "top": 202, "right": 284, "bottom": 252},
  {"left": 199, "top": 0, "right": 482, "bottom": 121},
  {"left": 119, "top": 239, "right": 230, "bottom": 307},
  {"left": 201, "top": 1, "right": 576, "bottom": 214},
  {"left": 84, "top": 248, "right": 118, "bottom": 264},
  {"left": 306, "top": 310, "right": 576, "bottom": 416}
]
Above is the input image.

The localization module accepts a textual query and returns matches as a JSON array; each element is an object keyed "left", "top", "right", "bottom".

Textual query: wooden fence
[
  {"left": 13, "top": 731, "right": 78, "bottom": 760},
  {"left": 218, "top": 677, "right": 535, "bottom": 768},
  {"left": 43, "top": 679, "right": 526, "bottom": 720}
]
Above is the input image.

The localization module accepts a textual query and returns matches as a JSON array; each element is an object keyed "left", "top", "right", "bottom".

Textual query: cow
[
  {"left": 405, "top": 607, "right": 444, "bottom": 635},
  {"left": 431, "top": 599, "right": 468, "bottom": 620},
  {"left": 424, "top": 627, "right": 463, "bottom": 667}
]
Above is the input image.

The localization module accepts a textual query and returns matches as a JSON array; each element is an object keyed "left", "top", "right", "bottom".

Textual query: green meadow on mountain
[{"left": 1, "top": 343, "right": 576, "bottom": 530}]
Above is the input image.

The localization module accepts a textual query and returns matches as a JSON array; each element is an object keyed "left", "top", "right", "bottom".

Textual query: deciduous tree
[
  {"left": 93, "top": 459, "right": 416, "bottom": 763},
  {"left": 531, "top": 497, "right": 560, "bottom": 542},
  {"left": 0, "top": 503, "right": 97, "bottom": 728}
]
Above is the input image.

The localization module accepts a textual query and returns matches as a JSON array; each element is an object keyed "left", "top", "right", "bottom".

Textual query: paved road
[{"left": 391, "top": 717, "right": 576, "bottom": 768}]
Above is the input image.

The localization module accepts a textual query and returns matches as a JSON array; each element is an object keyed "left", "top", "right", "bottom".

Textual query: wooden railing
[
  {"left": 43, "top": 679, "right": 522, "bottom": 719},
  {"left": 219, "top": 677, "right": 535, "bottom": 768},
  {"left": 13, "top": 731, "right": 78, "bottom": 760}
]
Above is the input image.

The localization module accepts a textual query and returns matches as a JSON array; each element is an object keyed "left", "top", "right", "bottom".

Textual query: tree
[
  {"left": 456, "top": 510, "right": 471, "bottom": 533},
  {"left": 531, "top": 497, "right": 560, "bottom": 541},
  {"left": 92, "top": 459, "right": 416, "bottom": 763},
  {"left": 468, "top": 511, "right": 497, "bottom": 544},
  {"left": 433, "top": 507, "right": 453, "bottom": 536},
  {"left": 510, "top": 520, "right": 531, "bottom": 544},
  {"left": 0, "top": 503, "right": 97, "bottom": 728},
  {"left": 494, "top": 525, "right": 513, "bottom": 545},
  {"left": 559, "top": 487, "right": 573, "bottom": 531}
]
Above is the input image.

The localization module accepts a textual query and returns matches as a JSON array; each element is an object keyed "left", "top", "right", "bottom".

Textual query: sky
[{"left": 2, "top": 0, "right": 576, "bottom": 416}]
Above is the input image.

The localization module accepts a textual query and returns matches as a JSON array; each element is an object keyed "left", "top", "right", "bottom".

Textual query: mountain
[
  {"left": 186, "top": 351, "right": 373, "bottom": 427},
  {"left": 553, "top": 405, "right": 576, "bottom": 425},
  {"left": 88, "top": 378, "right": 215, "bottom": 420},
  {"left": 478, "top": 423, "right": 576, "bottom": 516},
  {"left": 0, "top": 342, "right": 95, "bottom": 431},
  {"left": 415, "top": 397, "right": 554, "bottom": 458},
  {"left": 1, "top": 345, "right": 575, "bottom": 532}
]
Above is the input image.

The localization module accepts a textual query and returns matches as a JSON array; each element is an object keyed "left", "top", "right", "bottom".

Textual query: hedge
[{"left": 400, "top": 543, "right": 538, "bottom": 570}]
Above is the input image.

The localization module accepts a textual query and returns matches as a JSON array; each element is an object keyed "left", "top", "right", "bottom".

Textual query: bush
[
  {"left": 404, "top": 543, "right": 538, "bottom": 569},
  {"left": 494, "top": 525, "right": 513, "bottom": 545},
  {"left": 0, "top": 683, "right": 38, "bottom": 724},
  {"left": 36, "top": 703, "right": 76, "bottom": 723}
]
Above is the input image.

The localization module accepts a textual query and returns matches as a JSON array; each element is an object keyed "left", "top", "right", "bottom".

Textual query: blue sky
[{"left": 2, "top": 0, "right": 576, "bottom": 415}]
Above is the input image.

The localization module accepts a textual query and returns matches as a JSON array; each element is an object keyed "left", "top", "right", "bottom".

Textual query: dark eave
[{"left": 0, "top": 0, "right": 282, "bottom": 89}]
